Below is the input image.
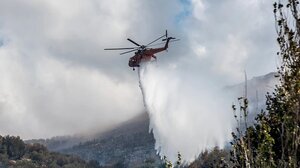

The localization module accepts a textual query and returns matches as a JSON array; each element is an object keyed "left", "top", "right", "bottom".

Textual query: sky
[{"left": 0, "top": 0, "right": 278, "bottom": 140}]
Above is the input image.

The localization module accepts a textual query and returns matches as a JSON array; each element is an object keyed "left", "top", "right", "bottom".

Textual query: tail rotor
[{"left": 162, "top": 30, "right": 175, "bottom": 41}]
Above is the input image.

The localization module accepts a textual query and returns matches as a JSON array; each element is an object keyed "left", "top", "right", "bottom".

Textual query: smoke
[
  {"left": 0, "top": 44, "right": 143, "bottom": 139},
  {"left": 138, "top": 62, "right": 234, "bottom": 162}
]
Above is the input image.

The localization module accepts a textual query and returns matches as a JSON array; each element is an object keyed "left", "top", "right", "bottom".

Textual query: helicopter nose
[{"left": 128, "top": 60, "right": 134, "bottom": 67}]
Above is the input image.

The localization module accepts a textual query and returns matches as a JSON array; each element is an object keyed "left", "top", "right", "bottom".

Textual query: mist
[
  {"left": 138, "top": 62, "right": 234, "bottom": 162},
  {"left": 0, "top": 47, "right": 143, "bottom": 139}
]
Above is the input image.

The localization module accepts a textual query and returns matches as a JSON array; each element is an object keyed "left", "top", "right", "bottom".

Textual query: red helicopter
[{"left": 104, "top": 30, "right": 179, "bottom": 70}]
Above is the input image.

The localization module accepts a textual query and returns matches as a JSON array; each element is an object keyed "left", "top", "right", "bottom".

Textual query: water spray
[{"left": 138, "top": 62, "right": 234, "bottom": 163}]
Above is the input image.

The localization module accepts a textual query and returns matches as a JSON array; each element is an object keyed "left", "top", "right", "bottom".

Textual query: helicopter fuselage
[
  {"left": 128, "top": 41, "right": 169, "bottom": 68},
  {"left": 128, "top": 50, "right": 153, "bottom": 67}
]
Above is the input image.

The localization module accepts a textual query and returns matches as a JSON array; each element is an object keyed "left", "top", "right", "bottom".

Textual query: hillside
[
  {"left": 25, "top": 135, "right": 88, "bottom": 152},
  {"left": 0, "top": 135, "right": 100, "bottom": 168},
  {"left": 25, "top": 72, "right": 278, "bottom": 167},
  {"left": 62, "top": 112, "right": 162, "bottom": 167},
  {"left": 225, "top": 72, "right": 279, "bottom": 122}
]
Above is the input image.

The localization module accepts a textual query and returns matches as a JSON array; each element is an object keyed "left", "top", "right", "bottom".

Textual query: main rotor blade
[
  {"left": 146, "top": 34, "right": 166, "bottom": 46},
  {"left": 147, "top": 39, "right": 180, "bottom": 47},
  {"left": 120, "top": 48, "right": 139, "bottom": 55},
  {"left": 127, "top": 38, "right": 140, "bottom": 46},
  {"left": 104, "top": 47, "right": 138, "bottom": 50}
]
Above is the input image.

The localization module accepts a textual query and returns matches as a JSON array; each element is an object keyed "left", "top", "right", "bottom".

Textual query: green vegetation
[
  {"left": 0, "top": 135, "right": 100, "bottom": 168},
  {"left": 188, "top": 147, "right": 230, "bottom": 168},
  {"left": 161, "top": 152, "right": 183, "bottom": 168},
  {"left": 230, "top": 0, "right": 300, "bottom": 167}
]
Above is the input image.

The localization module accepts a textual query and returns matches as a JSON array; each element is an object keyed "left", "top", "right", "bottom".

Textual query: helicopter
[{"left": 104, "top": 30, "right": 179, "bottom": 70}]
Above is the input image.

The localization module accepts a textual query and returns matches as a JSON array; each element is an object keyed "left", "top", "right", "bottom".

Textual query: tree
[
  {"left": 1, "top": 136, "right": 26, "bottom": 160},
  {"left": 230, "top": 0, "right": 300, "bottom": 167}
]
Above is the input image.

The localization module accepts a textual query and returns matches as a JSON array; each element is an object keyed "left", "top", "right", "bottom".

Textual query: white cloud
[
  {"left": 192, "top": 42, "right": 207, "bottom": 59},
  {"left": 191, "top": 0, "right": 206, "bottom": 20},
  {"left": 212, "top": 34, "right": 248, "bottom": 79},
  {"left": 0, "top": 44, "right": 143, "bottom": 139},
  {"left": 184, "top": 0, "right": 277, "bottom": 83}
]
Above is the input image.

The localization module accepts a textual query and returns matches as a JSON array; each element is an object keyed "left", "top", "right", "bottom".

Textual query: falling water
[{"left": 138, "top": 62, "right": 234, "bottom": 163}]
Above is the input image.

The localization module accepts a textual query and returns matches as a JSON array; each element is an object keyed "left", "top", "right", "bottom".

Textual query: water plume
[{"left": 138, "top": 62, "right": 234, "bottom": 162}]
